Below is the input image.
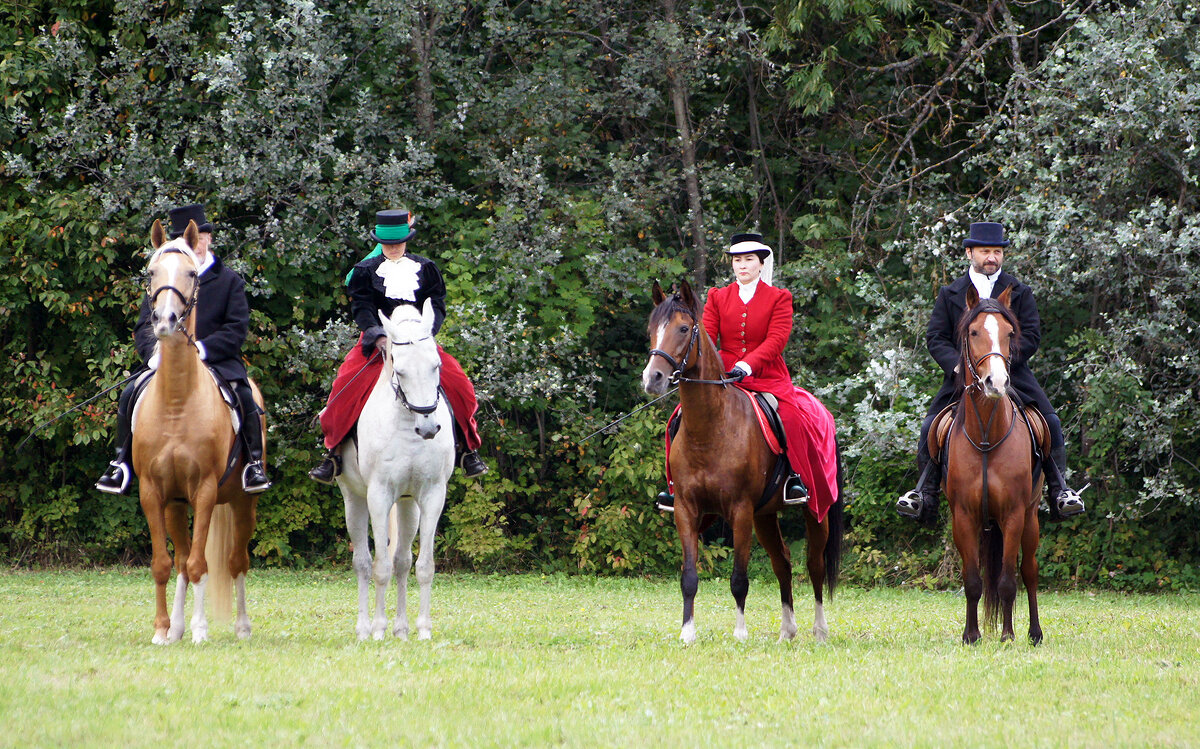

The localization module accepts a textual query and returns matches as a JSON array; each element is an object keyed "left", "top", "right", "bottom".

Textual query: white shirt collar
[
  {"left": 968, "top": 266, "right": 1001, "bottom": 298},
  {"left": 197, "top": 251, "right": 216, "bottom": 277},
  {"left": 737, "top": 277, "right": 760, "bottom": 303}
]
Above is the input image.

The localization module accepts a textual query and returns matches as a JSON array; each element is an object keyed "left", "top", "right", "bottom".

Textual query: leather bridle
[{"left": 387, "top": 335, "right": 442, "bottom": 415}]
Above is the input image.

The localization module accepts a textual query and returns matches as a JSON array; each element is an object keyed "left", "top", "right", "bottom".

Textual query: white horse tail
[
  {"left": 205, "top": 503, "right": 236, "bottom": 622},
  {"left": 387, "top": 503, "right": 400, "bottom": 559}
]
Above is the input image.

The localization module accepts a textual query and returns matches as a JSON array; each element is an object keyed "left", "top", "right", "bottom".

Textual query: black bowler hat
[
  {"left": 962, "top": 222, "right": 1010, "bottom": 248},
  {"left": 167, "top": 203, "right": 214, "bottom": 238},
  {"left": 368, "top": 209, "right": 417, "bottom": 244}
]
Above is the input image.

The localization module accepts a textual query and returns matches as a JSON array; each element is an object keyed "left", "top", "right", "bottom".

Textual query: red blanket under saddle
[{"left": 663, "top": 385, "right": 839, "bottom": 522}]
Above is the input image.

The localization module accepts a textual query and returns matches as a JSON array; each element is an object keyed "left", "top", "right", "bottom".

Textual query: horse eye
[
  {"left": 678, "top": 325, "right": 688, "bottom": 334},
  {"left": 189, "top": 270, "right": 198, "bottom": 278},
  {"left": 970, "top": 331, "right": 977, "bottom": 336}
]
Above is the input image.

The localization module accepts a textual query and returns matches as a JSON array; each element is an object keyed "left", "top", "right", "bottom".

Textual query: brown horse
[
  {"left": 133, "top": 219, "right": 263, "bottom": 644},
  {"left": 945, "top": 285, "right": 1043, "bottom": 644},
  {"left": 642, "top": 281, "right": 843, "bottom": 643}
]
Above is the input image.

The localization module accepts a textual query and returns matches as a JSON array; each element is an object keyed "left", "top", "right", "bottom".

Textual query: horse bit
[
  {"left": 388, "top": 335, "right": 441, "bottom": 415},
  {"left": 147, "top": 248, "right": 200, "bottom": 342},
  {"left": 648, "top": 310, "right": 744, "bottom": 386}
]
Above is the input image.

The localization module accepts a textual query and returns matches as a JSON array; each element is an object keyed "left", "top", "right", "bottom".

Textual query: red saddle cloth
[{"left": 663, "top": 385, "right": 839, "bottom": 522}]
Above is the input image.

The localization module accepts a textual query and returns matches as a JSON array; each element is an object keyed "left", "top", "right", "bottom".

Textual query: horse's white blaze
[
  {"left": 680, "top": 618, "right": 696, "bottom": 644},
  {"left": 779, "top": 603, "right": 798, "bottom": 642},
  {"left": 641, "top": 322, "right": 669, "bottom": 391},
  {"left": 149, "top": 242, "right": 199, "bottom": 339},
  {"left": 812, "top": 601, "right": 829, "bottom": 643},
  {"left": 983, "top": 315, "right": 1009, "bottom": 394}
]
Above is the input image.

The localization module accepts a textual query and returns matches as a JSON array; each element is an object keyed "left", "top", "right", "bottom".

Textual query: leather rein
[{"left": 958, "top": 348, "right": 1018, "bottom": 527}]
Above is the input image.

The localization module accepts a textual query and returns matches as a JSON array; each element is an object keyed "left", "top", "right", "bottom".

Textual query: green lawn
[{"left": 0, "top": 569, "right": 1196, "bottom": 747}]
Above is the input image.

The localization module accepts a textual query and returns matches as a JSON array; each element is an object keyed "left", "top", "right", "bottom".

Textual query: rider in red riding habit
[
  {"left": 896, "top": 221, "right": 1086, "bottom": 523},
  {"left": 308, "top": 209, "right": 487, "bottom": 484},
  {"left": 657, "top": 232, "right": 838, "bottom": 512}
]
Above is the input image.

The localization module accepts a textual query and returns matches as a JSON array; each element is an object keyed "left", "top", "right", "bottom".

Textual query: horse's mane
[
  {"left": 147, "top": 239, "right": 199, "bottom": 267},
  {"left": 649, "top": 292, "right": 698, "bottom": 329},
  {"left": 956, "top": 298, "right": 1022, "bottom": 385}
]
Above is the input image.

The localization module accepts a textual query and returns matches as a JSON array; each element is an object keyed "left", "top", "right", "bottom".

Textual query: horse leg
[
  {"left": 753, "top": 513, "right": 796, "bottom": 642},
  {"left": 805, "top": 512, "right": 831, "bottom": 643},
  {"left": 1022, "top": 504, "right": 1043, "bottom": 645},
  {"left": 366, "top": 486, "right": 395, "bottom": 640},
  {"left": 228, "top": 495, "right": 258, "bottom": 640},
  {"left": 413, "top": 486, "right": 447, "bottom": 640},
  {"left": 186, "top": 484, "right": 219, "bottom": 644},
  {"left": 951, "top": 508, "right": 983, "bottom": 644},
  {"left": 390, "top": 500, "right": 419, "bottom": 640},
  {"left": 674, "top": 506, "right": 701, "bottom": 644},
  {"left": 141, "top": 487, "right": 174, "bottom": 645},
  {"left": 998, "top": 517, "right": 1024, "bottom": 643},
  {"left": 163, "top": 500, "right": 192, "bottom": 644},
  {"left": 729, "top": 504, "right": 754, "bottom": 642},
  {"left": 343, "top": 490, "right": 373, "bottom": 641}
]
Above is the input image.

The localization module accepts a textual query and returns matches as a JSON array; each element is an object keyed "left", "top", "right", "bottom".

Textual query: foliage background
[{"left": 2, "top": 0, "right": 1197, "bottom": 589}]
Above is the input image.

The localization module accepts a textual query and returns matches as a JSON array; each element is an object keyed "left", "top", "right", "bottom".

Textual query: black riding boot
[
  {"left": 1044, "top": 444, "right": 1084, "bottom": 520},
  {"left": 95, "top": 381, "right": 138, "bottom": 495},
  {"left": 237, "top": 386, "right": 270, "bottom": 493},
  {"left": 453, "top": 423, "right": 488, "bottom": 478},
  {"left": 897, "top": 447, "right": 942, "bottom": 524},
  {"left": 308, "top": 449, "right": 342, "bottom": 485}
]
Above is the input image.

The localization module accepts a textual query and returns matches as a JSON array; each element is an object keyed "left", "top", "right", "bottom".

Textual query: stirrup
[
  {"left": 242, "top": 462, "right": 272, "bottom": 494},
  {"left": 655, "top": 491, "right": 675, "bottom": 513},
  {"left": 308, "top": 455, "right": 341, "bottom": 486},
  {"left": 1055, "top": 488, "right": 1085, "bottom": 517},
  {"left": 782, "top": 475, "right": 809, "bottom": 506},
  {"left": 95, "top": 461, "right": 131, "bottom": 495},
  {"left": 896, "top": 490, "right": 923, "bottom": 518}
]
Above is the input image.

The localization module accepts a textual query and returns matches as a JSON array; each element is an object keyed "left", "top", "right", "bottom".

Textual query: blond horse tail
[{"left": 206, "top": 502, "right": 235, "bottom": 622}]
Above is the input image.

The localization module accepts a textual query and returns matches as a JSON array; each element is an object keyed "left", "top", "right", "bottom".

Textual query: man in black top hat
[
  {"left": 95, "top": 203, "right": 271, "bottom": 495},
  {"left": 895, "top": 221, "right": 1085, "bottom": 523}
]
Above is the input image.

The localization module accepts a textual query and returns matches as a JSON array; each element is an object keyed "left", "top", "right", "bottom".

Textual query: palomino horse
[
  {"left": 642, "top": 281, "right": 844, "bottom": 643},
  {"left": 335, "top": 300, "right": 455, "bottom": 640},
  {"left": 135, "top": 219, "right": 263, "bottom": 644},
  {"left": 945, "top": 285, "right": 1043, "bottom": 644}
]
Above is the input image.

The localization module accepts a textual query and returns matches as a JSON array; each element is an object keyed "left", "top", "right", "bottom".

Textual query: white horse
[{"left": 336, "top": 300, "right": 455, "bottom": 640}]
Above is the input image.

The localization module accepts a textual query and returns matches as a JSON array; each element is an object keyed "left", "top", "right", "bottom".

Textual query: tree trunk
[
  {"left": 410, "top": 3, "right": 441, "bottom": 142},
  {"left": 662, "top": 0, "right": 707, "bottom": 289}
]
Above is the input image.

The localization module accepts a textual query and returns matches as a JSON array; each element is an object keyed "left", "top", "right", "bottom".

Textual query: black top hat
[
  {"left": 962, "top": 222, "right": 1010, "bottom": 248},
  {"left": 167, "top": 203, "right": 214, "bottom": 239},
  {"left": 368, "top": 209, "right": 417, "bottom": 244},
  {"left": 725, "top": 232, "right": 772, "bottom": 260}
]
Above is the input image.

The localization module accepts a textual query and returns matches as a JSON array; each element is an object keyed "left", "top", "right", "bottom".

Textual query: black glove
[
  {"left": 361, "top": 326, "right": 385, "bottom": 356},
  {"left": 727, "top": 366, "right": 747, "bottom": 381}
]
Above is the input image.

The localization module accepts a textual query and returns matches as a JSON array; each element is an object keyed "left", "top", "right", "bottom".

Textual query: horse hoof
[
  {"left": 393, "top": 625, "right": 409, "bottom": 641},
  {"left": 191, "top": 630, "right": 209, "bottom": 644},
  {"left": 679, "top": 621, "right": 696, "bottom": 644},
  {"left": 236, "top": 624, "right": 252, "bottom": 641},
  {"left": 152, "top": 630, "right": 169, "bottom": 645},
  {"left": 417, "top": 627, "right": 432, "bottom": 641},
  {"left": 733, "top": 627, "right": 749, "bottom": 643},
  {"left": 372, "top": 629, "right": 385, "bottom": 641},
  {"left": 812, "top": 626, "right": 829, "bottom": 644},
  {"left": 167, "top": 627, "right": 184, "bottom": 644}
]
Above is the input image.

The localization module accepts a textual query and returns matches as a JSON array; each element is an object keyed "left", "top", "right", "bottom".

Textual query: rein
[
  {"left": 14, "top": 368, "right": 147, "bottom": 453},
  {"left": 648, "top": 317, "right": 748, "bottom": 387},
  {"left": 958, "top": 347, "right": 1018, "bottom": 527}
]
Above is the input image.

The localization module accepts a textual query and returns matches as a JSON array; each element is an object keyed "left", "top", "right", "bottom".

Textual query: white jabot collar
[
  {"left": 968, "top": 266, "right": 1001, "bottom": 299},
  {"left": 377, "top": 254, "right": 421, "bottom": 301},
  {"left": 197, "top": 251, "right": 216, "bottom": 277},
  {"left": 737, "top": 277, "right": 760, "bottom": 304}
]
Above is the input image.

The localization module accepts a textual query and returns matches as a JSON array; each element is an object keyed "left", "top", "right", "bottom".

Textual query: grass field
[{"left": 0, "top": 569, "right": 1196, "bottom": 747}]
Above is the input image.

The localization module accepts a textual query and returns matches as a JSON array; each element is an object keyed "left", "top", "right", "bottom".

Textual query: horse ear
[
  {"left": 679, "top": 279, "right": 696, "bottom": 310},
  {"left": 964, "top": 284, "right": 980, "bottom": 310},
  {"left": 996, "top": 285, "right": 1013, "bottom": 308},
  {"left": 150, "top": 219, "right": 166, "bottom": 249},
  {"left": 184, "top": 219, "right": 199, "bottom": 251},
  {"left": 652, "top": 280, "right": 665, "bottom": 306},
  {"left": 420, "top": 297, "right": 435, "bottom": 332}
]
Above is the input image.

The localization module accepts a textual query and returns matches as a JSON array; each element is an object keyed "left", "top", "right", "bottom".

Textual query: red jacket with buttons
[{"left": 701, "top": 282, "right": 795, "bottom": 396}]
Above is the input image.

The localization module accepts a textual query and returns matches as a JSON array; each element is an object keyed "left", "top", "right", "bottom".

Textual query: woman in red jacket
[{"left": 698, "top": 233, "right": 838, "bottom": 507}]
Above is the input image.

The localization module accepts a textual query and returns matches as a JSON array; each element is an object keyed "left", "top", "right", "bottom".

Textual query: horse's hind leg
[
  {"left": 754, "top": 514, "right": 796, "bottom": 642},
  {"left": 729, "top": 504, "right": 754, "bottom": 642},
  {"left": 1022, "top": 505, "right": 1043, "bottom": 645},
  {"left": 228, "top": 495, "right": 258, "bottom": 640},
  {"left": 413, "top": 487, "right": 447, "bottom": 640},
  {"left": 390, "top": 500, "right": 419, "bottom": 640},
  {"left": 805, "top": 512, "right": 831, "bottom": 643},
  {"left": 343, "top": 491, "right": 373, "bottom": 640},
  {"left": 998, "top": 518, "right": 1024, "bottom": 643},
  {"left": 163, "top": 500, "right": 192, "bottom": 644}
]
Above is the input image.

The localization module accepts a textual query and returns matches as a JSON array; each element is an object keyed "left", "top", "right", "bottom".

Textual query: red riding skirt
[{"left": 319, "top": 334, "right": 482, "bottom": 451}]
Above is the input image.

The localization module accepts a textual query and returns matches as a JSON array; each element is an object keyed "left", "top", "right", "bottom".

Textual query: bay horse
[
  {"left": 335, "top": 300, "right": 455, "bottom": 640},
  {"left": 945, "top": 285, "right": 1043, "bottom": 644},
  {"left": 135, "top": 219, "right": 263, "bottom": 644},
  {"left": 642, "top": 281, "right": 844, "bottom": 644}
]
